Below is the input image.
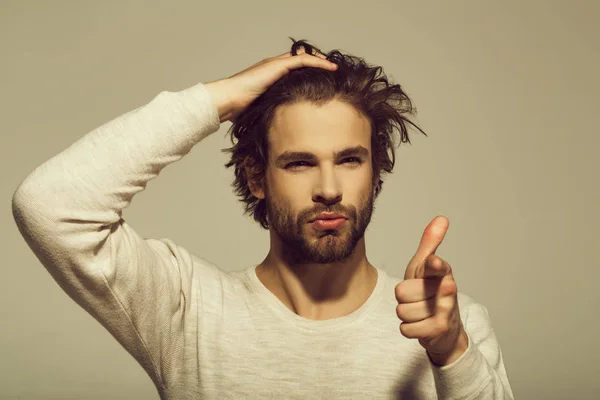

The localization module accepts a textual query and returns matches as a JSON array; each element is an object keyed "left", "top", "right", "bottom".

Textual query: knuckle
[
  {"left": 438, "top": 300, "right": 452, "bottom": 314},
  {"left": 400, "top": 323, "right": 411, "bottom": 338},
  {"left": 396, "top": 303, "right": 404, "bottom": 319},
  {"left": 435, "top": 297, "right": 453, "bottom": 313},
  {"left": 442, "top": 278, "right": 457, "bottom": 295},
  {"left": 394, "top": 283, "right": 404, "bottom": 300}
]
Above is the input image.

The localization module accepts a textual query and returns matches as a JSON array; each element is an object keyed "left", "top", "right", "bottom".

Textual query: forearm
[
  {"left": 13, "top": 82, "right": 220, "bottom": 219},
  {"left": 12, "top": 81, "right": 221, "bottom": 289}
]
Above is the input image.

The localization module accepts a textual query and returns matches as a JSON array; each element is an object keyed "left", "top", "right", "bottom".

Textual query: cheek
[
  {"left": 351, "top": 170, "right": 374, "bottom": 193},
  {"left": 271, "top": 174, "right": 308, "bottom": 199},
  {"left": 268, "top": 186, "right": 299, "bottom": 214}
]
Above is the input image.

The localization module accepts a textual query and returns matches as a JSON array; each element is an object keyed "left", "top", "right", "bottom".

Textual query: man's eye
[
  {"left": 344, "top": 157, "right": 362, "bottom": 164},
  {"left": 287, "top": 161, "right": 311, "bottom": 169},
  {"left": 286, "top": 158, "right": 362, "bottom": 169}
]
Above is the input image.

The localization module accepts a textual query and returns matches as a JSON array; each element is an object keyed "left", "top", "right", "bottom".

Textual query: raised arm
[{"left": 11, "top": 47, "right": 338, "bottom": 391}]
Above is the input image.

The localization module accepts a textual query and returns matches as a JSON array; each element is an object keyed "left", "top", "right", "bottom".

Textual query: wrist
[
  {"left": 205, "top": 79, "right": 235, "bottom": 123},
  {"left": 427, "top": 329, "right": 469, "bottom": 367}
]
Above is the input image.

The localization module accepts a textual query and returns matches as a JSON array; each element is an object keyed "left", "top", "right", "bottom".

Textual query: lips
[
  {"left": 311, "top": 217, "right": 346, "bottom": 230},
  {"left": 309, "top": 212, "right": 347, "bottom": 222}
]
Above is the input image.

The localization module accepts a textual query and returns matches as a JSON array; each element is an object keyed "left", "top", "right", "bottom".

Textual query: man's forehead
[{"left": 267, "top": 100, "right": 371, "bottom": 157}]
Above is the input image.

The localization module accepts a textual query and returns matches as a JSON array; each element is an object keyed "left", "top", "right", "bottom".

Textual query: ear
[
  {"left": 373, "top": 172, "right": 381, "bottom": 193},
  {"left": 245, "top": 166, "right": 266, "bottom": 200}
]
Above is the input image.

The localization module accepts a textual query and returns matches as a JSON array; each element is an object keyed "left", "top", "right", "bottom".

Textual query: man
[{"left": 12, "top": 39, "right": 514, "bottom": 399}]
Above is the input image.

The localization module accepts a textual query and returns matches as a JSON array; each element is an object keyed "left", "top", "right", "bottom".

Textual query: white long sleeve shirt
[{"left": 11, "top": 82, "right": 515, "bottom": 399}]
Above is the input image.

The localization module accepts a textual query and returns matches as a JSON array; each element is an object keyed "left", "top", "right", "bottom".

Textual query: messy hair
[{"left": 221, "top": 38, "right": 427, "bottom": 230}]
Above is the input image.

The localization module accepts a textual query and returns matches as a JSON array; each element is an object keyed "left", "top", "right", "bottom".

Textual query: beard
[{"left": 265, "top": 185, "right": 376, "bottom": 265}]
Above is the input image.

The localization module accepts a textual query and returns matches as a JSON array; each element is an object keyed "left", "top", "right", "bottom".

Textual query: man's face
[{"left": 259, "top": 99, "right": 377, "bottom": 264}]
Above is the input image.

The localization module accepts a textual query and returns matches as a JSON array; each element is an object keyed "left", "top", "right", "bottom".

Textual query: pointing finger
[{"left": 404, "top": 216, "right": 449, "bottom": 280}]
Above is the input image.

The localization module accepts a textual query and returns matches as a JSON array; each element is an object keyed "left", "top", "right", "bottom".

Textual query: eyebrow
[{"left": 275, "top": 145, "right": 370, "bottom": 167}]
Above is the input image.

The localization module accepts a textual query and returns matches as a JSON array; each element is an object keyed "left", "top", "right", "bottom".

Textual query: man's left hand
[{"left": 395, "top": 216, "right": 468, "bottom": 366}]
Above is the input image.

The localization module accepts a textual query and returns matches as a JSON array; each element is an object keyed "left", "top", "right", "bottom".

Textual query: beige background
[{"left": 2, "top": 1, "right": 598, "bottom": 399}]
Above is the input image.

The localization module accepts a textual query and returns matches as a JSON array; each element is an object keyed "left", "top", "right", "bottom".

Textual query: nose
[{"left": 312, "top": 167, "right": 342, "bottom": 206}]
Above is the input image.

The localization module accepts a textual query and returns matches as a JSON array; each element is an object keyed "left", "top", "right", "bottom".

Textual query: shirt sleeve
[
  {"left": 429, "top": 302, "right": 516, "bottom": 399},
  {"left": 11, "top": 82, "right": 221, "bottom": 391}
]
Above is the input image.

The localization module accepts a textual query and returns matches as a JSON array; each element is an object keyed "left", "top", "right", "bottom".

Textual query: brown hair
[{"left": 221, "top": 38, "right": 427, "bottom": 229}]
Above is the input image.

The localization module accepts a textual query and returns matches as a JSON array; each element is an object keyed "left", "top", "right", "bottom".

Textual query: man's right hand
[{"left": 205, "top": 47, "right": 338, "bottom": 123}]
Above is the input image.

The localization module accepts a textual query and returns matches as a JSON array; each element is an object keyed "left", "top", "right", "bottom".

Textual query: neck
[{"left": 256, "top": 237, "right": 378, "bottom": 320}]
